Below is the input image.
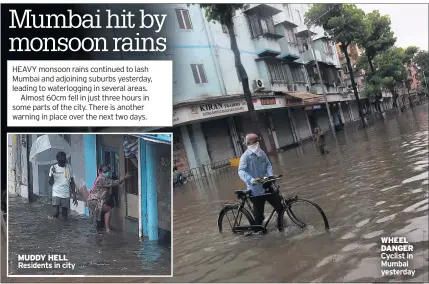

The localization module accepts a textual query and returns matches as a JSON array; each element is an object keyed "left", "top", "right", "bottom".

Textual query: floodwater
[
  {"left": 7, "top": 197, "right": 171, "bottom": 276},
  {"left": 171, "top": 105, "right": 429, "bottom": 283},
  {"left": 2, "top": 105, "right": 428, "bottom": 283}
]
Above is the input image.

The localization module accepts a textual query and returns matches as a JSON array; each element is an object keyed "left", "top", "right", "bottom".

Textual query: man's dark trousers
[{"left": 250, "top": 193, "right": 283, "bottom": 225}]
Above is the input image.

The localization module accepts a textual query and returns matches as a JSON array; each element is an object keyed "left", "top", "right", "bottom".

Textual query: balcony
[
  {"left": 301, "top": 49, "right": 322, "bottom": 63},
  {"left": 248, "top": 14, "right": 284, "bottom": 40},
  {"left": 242, "top": 4, "right": 282, "bottom": 17},
  {"left": 273, "top": 10, "right": 298, "bottom": 28},
  {"left": 296, "top": 26, "right": 317, "bottom": 38},
  {"left": 277, "top": 38, "right": 300, "bottom": 61}
]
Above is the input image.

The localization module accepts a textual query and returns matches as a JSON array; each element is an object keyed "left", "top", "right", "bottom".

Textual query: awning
[
  {"left": 243, "top": 4, "right": 282, "bottom": 17},
  {"left": 123, "top": 134, "right": 171, "bottom": 161},
  {"left": 278, "top": 53, "right": 300, "bottom": 60},
  {"left": 257, "top": 48, "right": 281, "bottom": 57},
  {"left": 285, "top": 92, "right": 322, "bottom": 100},
  {"left": 133, "top": 134, "right": 171, "bottom": 145},
  {"left": 283, "top": 92, "right": 326, "bottom": 106}
]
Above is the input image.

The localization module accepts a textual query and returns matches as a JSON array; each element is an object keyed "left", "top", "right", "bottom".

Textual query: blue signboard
[{"left": 312, "top": 105, "right": 321, "bottom": 110}]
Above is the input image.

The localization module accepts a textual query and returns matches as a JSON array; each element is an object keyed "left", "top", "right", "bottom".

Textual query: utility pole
[
  {"left": 305, "top": 4, "right": 340, "bottom": 135},
  {"left": 307, "top": 26, "right": 336, "bottom": 135}
]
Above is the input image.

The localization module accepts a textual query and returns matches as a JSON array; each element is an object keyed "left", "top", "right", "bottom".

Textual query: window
[
  {"left": 323, "top": 41, "right": 333, "bottom": 55},
  {"left": 285, "top": 27, "right": 297, "bottom": 45},
  {"left": 101, "top": 146, "right": 120, "bottom": 178},
  {"left": 175, "top": 9, "right": 193, "bottom": 30},
  {"left": 297, "top": 37, "right": 308, "bottom": 53},
  {"left": 266, "top": 61, "right": 289, "bottom": 84},
  {"left": 248, "top": 13, "right": 276, "bottom": 38},
  {"left": 190, "top": 64, "right": 208, "bottom": 84},
  {"left": 125, "top": 156, "right": 138, "bottom": 195},
  {"left": 290, "top": 65, "right": 305, "bottom": 83}
]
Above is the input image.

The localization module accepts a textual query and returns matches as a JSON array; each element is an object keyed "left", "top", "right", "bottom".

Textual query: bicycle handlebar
[{"left": 251, "top": 175, "right": 283, "bottom": 185}]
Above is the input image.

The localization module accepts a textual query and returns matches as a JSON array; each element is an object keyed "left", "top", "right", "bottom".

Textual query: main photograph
[
  {"left": 165, "top": 2, "right": 428, "bottom": 283},
  {"left": 7, "top": 133, "right": 172, "bottom": 276}
]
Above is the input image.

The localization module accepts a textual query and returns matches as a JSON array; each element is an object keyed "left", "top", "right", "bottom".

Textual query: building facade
[
  {"left": 166, "top": 4, "right": 395, "bottom": 172},
  {"left": 8, "top": 134, "right": 172, "bottom": 243}
]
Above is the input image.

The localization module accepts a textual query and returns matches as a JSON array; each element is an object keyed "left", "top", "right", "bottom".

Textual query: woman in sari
[{"left": 86, "top": 165, "right": 131, "bottom": 232}]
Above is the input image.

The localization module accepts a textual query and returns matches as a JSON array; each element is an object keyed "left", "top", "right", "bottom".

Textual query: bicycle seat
[{"left": 235, "top": 189, "right": 251, "bottom": 198}]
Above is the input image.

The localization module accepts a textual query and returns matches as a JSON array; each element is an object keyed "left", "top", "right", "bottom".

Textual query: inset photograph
[{"left": 7, "top": 133, "right": 172, "bottom": 277}]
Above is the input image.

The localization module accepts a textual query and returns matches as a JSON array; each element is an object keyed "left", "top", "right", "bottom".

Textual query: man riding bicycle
[{"left": 238, "top": 133, "right": 283, "bottom": 225}]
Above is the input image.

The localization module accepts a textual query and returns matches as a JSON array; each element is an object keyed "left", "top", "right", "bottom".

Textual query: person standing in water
[
  {"left": 48, "top": 151, "right": 77, "bottom": 219},
  {"left": 313, "top": 127, "right": 329, "bottom": 154},
  {"left": 238, "top": 133, "right": 283, "bottom": 225},
  {"left": 87, "top": 165, "right": 131, "bottom": 232}
]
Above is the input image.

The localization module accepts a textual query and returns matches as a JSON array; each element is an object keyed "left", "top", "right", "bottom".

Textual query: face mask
[
  {"left": 248, "top": 142, "right": 260, "bottom": 153},
  {"left": 102, "top": 172, "right": 110, "bottom": 178}
]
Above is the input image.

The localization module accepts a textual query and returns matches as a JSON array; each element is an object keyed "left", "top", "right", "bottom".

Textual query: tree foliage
[
  {"left": 414, "top": 50, "right": 429, "bottom": 76},
  {"left": 306, "top": 4, "right": 367, "bottom": 124},
  {"left": 358, "top": 10, "right": 396, "bottom": 68},
  {"left": 199, "top": 4, "right": 243, "bottom": 24},
  {"left": 414, "top": 50, "right": 429, "bottom": 79},
  {"left": 305, "top": 4, "right": 365, "bottom": 46},
  {"left": 373, "top": 48, "right": 408, "bottom": 94}
]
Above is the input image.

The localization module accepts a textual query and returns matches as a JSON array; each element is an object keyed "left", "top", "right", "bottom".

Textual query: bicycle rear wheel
[
  {"left": 278, "top": 198, "right": 329, "bottom": 232},
  {"left": 218, "top": 204, "right": 255, "bottom": 236}
]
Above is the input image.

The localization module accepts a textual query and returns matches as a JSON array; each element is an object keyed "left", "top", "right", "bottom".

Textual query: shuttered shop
[
  {"left": 341, "top": 103, "right": 351, "bottom": 123},
  {"left": 271, "top": 109, "right": 295, "bottom": 148},
  {"left": 290, "top": 107, "right": 311, "bottom": 140},
  {"left": 316, "top": 108, "right": 330, "bottom": 131},
  {"left": 350, "top": 101, "right": 360, "bottom": 120},
  {"left": 202, "top": 119, "right": 236, "bottom": 163}
]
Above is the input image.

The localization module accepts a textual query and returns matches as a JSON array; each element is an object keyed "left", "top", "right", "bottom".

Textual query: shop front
[
  {"left": 172, "top": 97, "right": 248, "bottom": 168},
  {"left": 284, "top": 92, "right": 326, "bottom": 135}
]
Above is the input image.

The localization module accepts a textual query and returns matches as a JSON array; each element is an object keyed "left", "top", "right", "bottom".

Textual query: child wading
[{"left": 313, "top": 127, "right": 329, "bottom": 154}]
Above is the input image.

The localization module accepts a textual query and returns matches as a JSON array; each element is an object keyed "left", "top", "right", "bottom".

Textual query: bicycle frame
[{"left": 230, "top": 193, "right": 280, "bottom": 234}]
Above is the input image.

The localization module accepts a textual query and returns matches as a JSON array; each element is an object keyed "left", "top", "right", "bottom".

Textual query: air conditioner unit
[
  {"left": 292, "top": 84, "right": 298, "bottom": 92},
  {"left": 254, "top": 79, "right": 265, "bottom": 90}
]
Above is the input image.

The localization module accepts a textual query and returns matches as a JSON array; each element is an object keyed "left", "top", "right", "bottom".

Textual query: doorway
[{"left": 307, "top": 111, "right": 318, "bottom": 131}]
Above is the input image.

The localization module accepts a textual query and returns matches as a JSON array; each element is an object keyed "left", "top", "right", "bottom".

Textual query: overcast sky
[{"left": 357, "top": 4, "right": 428, "bottom": 51}]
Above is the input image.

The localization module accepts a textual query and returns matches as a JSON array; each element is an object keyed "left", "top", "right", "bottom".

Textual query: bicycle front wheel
[
  {"left": 278, "top": 198, "right": 329, "bottom": 232},
  {"left": 218, "top": 205, "right": 255, "bottom": 236}
]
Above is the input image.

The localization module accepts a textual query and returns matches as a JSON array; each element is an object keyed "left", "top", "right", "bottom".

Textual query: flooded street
[
  {"left": 7, "top": 197, "right": 171, "bottom": 276},
  {"left": 2, "top": 106, "right": 428, "bottom": 283},
  {"left": 171, "top": 106, "right": 428, "bottom": 283}
]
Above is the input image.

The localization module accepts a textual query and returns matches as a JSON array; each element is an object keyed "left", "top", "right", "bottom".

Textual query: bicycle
[{"left": 217, "top": 175, "right": 330, "bottom": 235}]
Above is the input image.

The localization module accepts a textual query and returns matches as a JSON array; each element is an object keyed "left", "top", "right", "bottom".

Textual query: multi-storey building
[
  {"left": 100, "top": 4, "right": 394, "bottom": 171},
  {"left": 166, "top": 4, "right": 384, "bottom": 172}
]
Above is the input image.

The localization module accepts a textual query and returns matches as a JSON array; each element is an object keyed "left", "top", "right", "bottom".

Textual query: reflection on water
[
  {"left": 170, "top": 105, "right": 428, "bottom": 282},
  {"left": 8, "top": 197, "right": 171, "bottom": 276}
]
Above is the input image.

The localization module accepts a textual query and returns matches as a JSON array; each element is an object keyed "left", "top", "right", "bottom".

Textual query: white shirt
[{"left": 49, "top": 164, "right": 74, "bottom": 198}]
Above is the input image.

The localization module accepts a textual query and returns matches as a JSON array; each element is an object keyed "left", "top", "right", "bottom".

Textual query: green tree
[
  {"left": 372, "top": 47, "right": 408, "bottom": 108},
  {"left": 196, "top": 4, "right": 264, "bottom": 149},
  {"left": 305, "top": 4, "right": 367, "bottom": 126},
  {"left": 413, "top": 50, "right": 429, "bottom": 92},
  {"left": 359, "top": 10, "right": 396, "bottom": 74},
  {"left": 402, "top": 46, "right": 419, "bottom": 107},
  {"left": 358, "top": 10, "right": 396, "bottom": 113}
]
